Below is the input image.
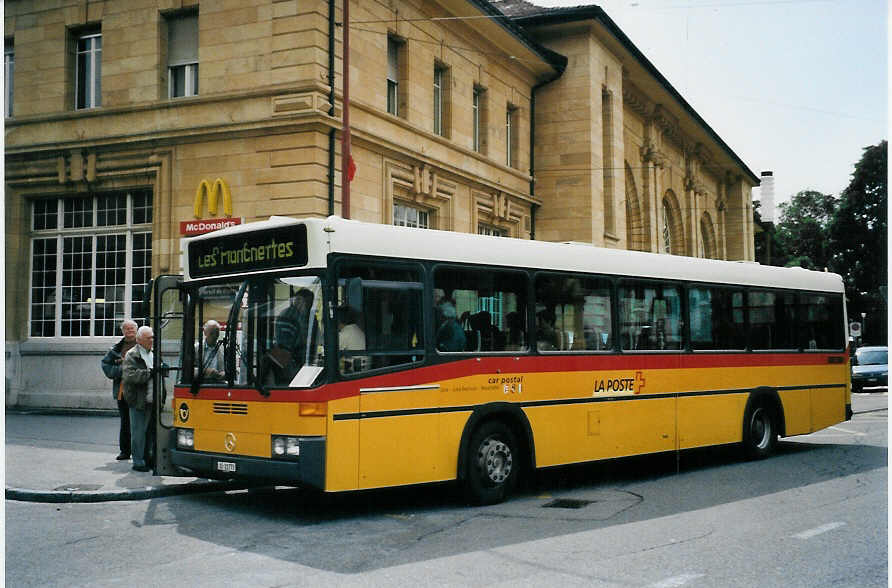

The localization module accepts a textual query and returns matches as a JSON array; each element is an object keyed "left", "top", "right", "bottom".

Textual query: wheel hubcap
[
  {"left": 477, "top": 437, "right": 513, "bottom": 484},
  {"left": 750, "top": 407, "right": 771, "bottom": 449}
]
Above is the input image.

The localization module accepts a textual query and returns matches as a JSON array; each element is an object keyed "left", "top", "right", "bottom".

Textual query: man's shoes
[
  {"left": 132, "top": 464, "right": 150, "bottom": 472},
  {"left": 116, "top": 453, "right": 130, "bottom": 461}
]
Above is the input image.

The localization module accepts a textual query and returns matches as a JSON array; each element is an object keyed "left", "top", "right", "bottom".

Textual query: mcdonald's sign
[
  {"left": 180, "top": 178, "right": 243, "bottom": 236},
  {"left": 194, "top": 178, "right": 233, "bottom": 218}
]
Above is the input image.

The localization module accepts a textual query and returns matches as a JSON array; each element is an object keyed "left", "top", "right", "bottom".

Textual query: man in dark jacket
[
  {"left": 122, "top": 325, "right": 155, "bottom": 472},
  {"left": 101, "top": 319, "right": 138, "bottom": 461}
]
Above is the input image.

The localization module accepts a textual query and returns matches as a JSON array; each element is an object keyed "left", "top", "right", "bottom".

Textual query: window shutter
[{"left": 169, "top": 15, "right": 198, "bottom": 65}]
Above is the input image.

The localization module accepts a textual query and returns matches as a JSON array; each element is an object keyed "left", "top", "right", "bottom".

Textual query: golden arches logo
[{"left": 194, "top": 178, "right": 233, "bottom": 218}]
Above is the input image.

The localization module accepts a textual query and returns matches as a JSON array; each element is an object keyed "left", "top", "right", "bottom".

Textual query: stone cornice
[
  {"left": 5, "top": 83, "right": 337, "bottom": 155},
  {"left": 622, "top": 81, "right": 651, "bottom": 119}
]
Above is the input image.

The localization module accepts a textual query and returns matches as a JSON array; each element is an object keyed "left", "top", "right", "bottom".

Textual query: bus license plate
[{"left": 216, "top": 461, "right": 236, "bottom": 473}]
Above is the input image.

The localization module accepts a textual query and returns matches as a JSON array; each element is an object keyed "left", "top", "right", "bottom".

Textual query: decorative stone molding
[
  {"left": 684, "top": 174, "right": 708, "bottom": 196},
  {"left": 622, "top": 82, "right": 651, "bottom": 119},
  {"left": 473, "top": 189, "right": 524, "bottom": 237},
  {"left": 383, "top": 158, "right": 454, "bottom": 230},
  {"left": 272, "top": 91, "right": 337, "bottom": 118},
  {"left": 651, "top": 106, "right": 683, "bottom": 148},
  {"left": 640, "top": 141, "right": 667, "bottom": 168}
]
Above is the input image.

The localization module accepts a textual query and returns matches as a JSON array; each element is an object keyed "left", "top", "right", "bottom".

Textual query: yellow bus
[{"left": 152, "top": 216, "right": 851, "bottom": 504}]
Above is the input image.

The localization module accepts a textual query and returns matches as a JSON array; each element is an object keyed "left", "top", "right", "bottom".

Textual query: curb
[
  {"left": 6, "top": 408, "right": 118, "bottom": 417},
  {"left": 853, "top": 407, "right": 888, "bottom": 415},
  {"left": 6, "top": 480, "right": 261, "bottom": 503}
]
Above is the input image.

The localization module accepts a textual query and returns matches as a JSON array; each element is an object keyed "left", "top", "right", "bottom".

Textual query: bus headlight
[
  {"left": 177, "top": 428, "right": 194, "bottom": 449},
  {"left": 271, "top": 435, "right": 300, "bottom": 459}
]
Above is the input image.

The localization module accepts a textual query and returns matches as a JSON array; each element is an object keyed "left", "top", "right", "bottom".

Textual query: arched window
[
  {"left": 625, "top": 163, "right": 646, "bottom": 251},
  {"left": 661, "top": 190, "right": 684, "bottom": 255},
  {"left": 700, "top": 212, "right": 717, "bottom": 259}
]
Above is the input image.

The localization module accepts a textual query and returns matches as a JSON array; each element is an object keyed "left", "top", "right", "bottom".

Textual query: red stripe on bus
[{"left": 174, "top": 352, "right": 845, "bottom": 403}]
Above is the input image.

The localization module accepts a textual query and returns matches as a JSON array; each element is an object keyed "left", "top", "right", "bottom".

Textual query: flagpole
[{"left": 340, "top": 0, "right": 351, "bottom": 219}]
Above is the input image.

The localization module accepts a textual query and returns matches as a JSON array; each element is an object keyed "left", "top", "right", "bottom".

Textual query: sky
[{"left": 530, "top": 0, "right": 888, "bottom": 213}]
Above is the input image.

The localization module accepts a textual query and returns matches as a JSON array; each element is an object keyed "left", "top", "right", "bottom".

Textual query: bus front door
[{"left": 152, "top": 274, "right": 186, "bottom": 477}]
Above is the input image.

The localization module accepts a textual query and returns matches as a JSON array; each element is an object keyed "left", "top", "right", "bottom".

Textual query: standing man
[
  {"left": 101, "top": 319, "right": 139, "bottom": 461},
  {"left": 122, "top": 326, "right": 155, "bottom": 472}
]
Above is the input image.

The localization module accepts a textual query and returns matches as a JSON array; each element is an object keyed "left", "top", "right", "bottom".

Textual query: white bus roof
[{"left": 182, "top": 215, "right": 844, "bottom": 293}]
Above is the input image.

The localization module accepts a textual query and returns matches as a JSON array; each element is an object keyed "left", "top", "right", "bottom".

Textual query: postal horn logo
[
  {"left": 224, "top": 432, "right": 237, "bottom": 453},
  {"left": 194, "top": 178, "right": 233, "bottom": 218},
  {"left": 178, "top": 402, "right": 190, "bottom": 423}
]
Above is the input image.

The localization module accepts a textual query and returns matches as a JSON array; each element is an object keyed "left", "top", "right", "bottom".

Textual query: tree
[
  {"left": 775, "top": 190, "right": 837, "bottom": 270},
  {"left": 828, "top": 140, "right": 888, "bottom": 344}
]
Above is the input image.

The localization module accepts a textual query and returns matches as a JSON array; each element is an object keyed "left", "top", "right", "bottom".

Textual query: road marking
[
  {"left": 648, "top": 573, "right": 705, "bottom": 587},
  {"left": 793, "top": 522, "right": 846, "bottom": 539}
]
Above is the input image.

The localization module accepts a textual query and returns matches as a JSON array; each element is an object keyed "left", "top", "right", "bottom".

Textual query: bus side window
[
  {"left": 690, "top": 286, "right": 746, "bottom": 351},
  {"left": 749, "top": 290, "right": 797, "bottom": 350},
  {"left": 535, "top": 273, "right": 613, "bottom": 352},
  {"left": 433, "top": 266, "right": 528, "bottom": 353},
  {"left": 619, "top": 282, "right": 683, "bottom": 351},
  {"left": 336, "top": 261, "right": 424, "bottom": 374},
  {"left": 798, "top": 293, "right": 844, "bottom": 351}
]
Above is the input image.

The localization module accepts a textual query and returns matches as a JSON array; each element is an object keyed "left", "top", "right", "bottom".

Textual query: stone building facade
[{"left": 4, "top": 0, "right": 757, "bottom": 409}]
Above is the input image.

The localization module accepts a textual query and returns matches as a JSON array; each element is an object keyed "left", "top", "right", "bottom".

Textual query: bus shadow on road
[{"left": 154, "top": 439, "right": 887, "bottom": 574}]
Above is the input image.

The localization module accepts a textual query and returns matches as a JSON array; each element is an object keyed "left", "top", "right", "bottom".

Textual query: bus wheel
[
  {"left": 743, "top": 401, "right": 777, "bottom": 459},
  {"left": 463, "top": 421, "right": 518, "bottom": 505}
]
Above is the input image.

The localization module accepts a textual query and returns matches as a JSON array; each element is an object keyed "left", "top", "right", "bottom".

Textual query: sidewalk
[{"left": 6, "top": 410, "right": 253, "bottom": 503}]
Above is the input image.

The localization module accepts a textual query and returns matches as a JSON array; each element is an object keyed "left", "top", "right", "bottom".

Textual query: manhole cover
[
  {"left": 542, "top": 498, "right": 592, "bottom": 509},
  {"left": 54, "top": 484, "right": 102, "bottom": 492}
]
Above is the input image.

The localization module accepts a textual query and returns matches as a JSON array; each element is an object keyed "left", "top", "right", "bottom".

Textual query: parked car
[{"left": 851, "top": 345, "right": 888, "bottom": 393}]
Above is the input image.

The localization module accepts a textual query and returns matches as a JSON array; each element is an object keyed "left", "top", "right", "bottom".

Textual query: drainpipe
[
  {"left": 328, "top": 0, "right": 336, "bottom": 216},
  {"left": 341, "top": 0, "right": 351, "bottom": 219},
  {"left": 529, "top": 71, "right": 563, "bottom": 239}
]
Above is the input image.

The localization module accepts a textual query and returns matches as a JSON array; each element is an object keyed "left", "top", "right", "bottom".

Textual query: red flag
[{"left": 347, "top": 156, "right": 357, "bottom": 182}]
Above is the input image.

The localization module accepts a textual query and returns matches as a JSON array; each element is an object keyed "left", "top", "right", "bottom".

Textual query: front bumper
[
  {"left": 171, "top": 436, "right": 325, "bottom": 490},
  {"left": 851, "top": 373, "right": 888, "bottom": 390}
]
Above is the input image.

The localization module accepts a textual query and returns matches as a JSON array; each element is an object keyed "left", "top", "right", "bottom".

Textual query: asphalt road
[{"left": 6, "top": 394, "right": 887, "bottom": 587}]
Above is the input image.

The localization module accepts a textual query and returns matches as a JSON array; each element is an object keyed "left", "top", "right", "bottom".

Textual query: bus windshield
[{"left": 184, "top": 275, "right": 325, "bottom": 390}]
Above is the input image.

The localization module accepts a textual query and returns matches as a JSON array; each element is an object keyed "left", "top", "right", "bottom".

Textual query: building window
[
  {"left": 29, "top": 191, "right": 153, "bottom": 338},
  {"left": 387, "top": 36, "right": 400, "bottom": 115},
  {"left": 393, "top": 203, "right": 430, "bottom": 229},
  {"left": 471, "top": 86, "right": 483, "bottom": 153},
  {"left": 473, "top": 86, "right": 488, "bottom": 154},
  {"left": 433, "top": 64, "right": 445, "bottom": 136},
  {"left": 478, "top": 223, "right": 505, "bottom": 237},
  {"left": 602, "top": 88, "right": 615, "bottom": 234},
  {"left": 473, "top": 87, "right": 481, "bottom": 151},
  {"left": 5, "top": 40, "right": 13, "bottom": 118},
  {"left": 75, "top": 31, "right": 101, "bottom": 109},
  {"left": 168, "top": 13, "right": 198, "bottom": 98},
  {"left": 506, "top": 104, "right": 518, "bottom": 168},
  {"left": 662, "top": 201, "right": 673, "bottom": 254}
]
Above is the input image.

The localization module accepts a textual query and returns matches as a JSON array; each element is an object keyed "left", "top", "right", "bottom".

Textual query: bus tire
[
  {"left": 742, "top": 399, "right": 778, "bottom": 459},
  {"left": 463, "top": 420, "right": 518, "bottom": 505}
]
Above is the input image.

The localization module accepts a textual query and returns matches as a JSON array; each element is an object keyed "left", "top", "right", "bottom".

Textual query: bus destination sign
[{"left": 187, "top": 224, "right": 308, "bottom": 278}]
